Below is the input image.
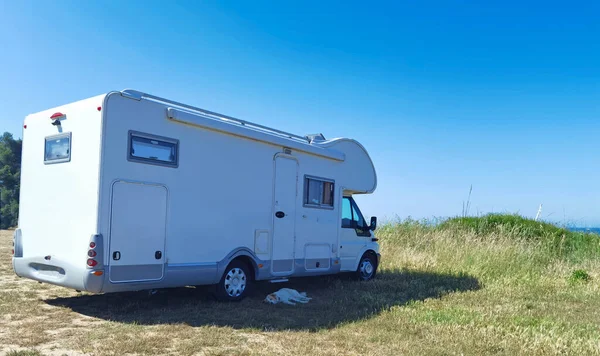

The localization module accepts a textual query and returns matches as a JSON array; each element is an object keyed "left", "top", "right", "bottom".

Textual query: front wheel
[
  {"left": 356, "top": 252, "right": 378, "bottom": 281},
  {"left": 215, "top": 260, "right": 252, "bottom": 301}
]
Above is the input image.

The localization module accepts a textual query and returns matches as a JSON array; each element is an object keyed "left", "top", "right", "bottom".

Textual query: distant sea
[{"left": 569, "top": 227, "right": 600, "bottom": 234}]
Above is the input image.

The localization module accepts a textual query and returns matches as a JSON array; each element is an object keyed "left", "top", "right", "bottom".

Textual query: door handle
[
  {"left": 275, "top": 211, "right": 285, "bottom": 218},
  {"left": 155, "top": 251, "right": 162, "bottom": 260},
  {"left": 113, "top": 251, "right": 121, "bottom": 260}
]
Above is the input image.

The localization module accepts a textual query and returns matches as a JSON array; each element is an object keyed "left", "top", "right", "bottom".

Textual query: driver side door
[{"left": 339, "top": 196, "right": 371, "bottom": 271}]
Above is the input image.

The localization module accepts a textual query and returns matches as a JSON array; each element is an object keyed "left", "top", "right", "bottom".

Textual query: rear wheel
[
  {"left": 356, "top": 252, "right": 378, "bottom": 281},
  {"left": 215, "top": 260, "right": 252, "bottom": 301}
]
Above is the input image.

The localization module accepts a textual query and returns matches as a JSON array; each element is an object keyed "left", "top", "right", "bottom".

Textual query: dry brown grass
[{"left": 1, "top": 222, "right": 600, "bottom": 355}]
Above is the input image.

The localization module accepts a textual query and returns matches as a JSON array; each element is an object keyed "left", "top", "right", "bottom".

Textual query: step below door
[{"left": 109, "top": 181, "right": 167, "bottom": 283}]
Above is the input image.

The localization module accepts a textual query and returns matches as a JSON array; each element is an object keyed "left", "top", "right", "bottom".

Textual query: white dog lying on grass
[{"left": 265, "top": 288, "right": 312, "bottom": 305}]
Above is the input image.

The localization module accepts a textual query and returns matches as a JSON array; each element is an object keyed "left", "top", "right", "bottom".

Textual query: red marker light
[
  {"left": 89, "top": 242, "right": 96, "bottom": 249},
  {"left": 87, "top": 259, "right": 98, "bottom": 267},
  {"left": 50, "top": 112, "right": 65, "bottom": 119},
  {"left": 23, "top": 125, "right": 27, "bottom": 129},
  {"left": 97, "top": 106, "right": 101, "bottom": 111}
]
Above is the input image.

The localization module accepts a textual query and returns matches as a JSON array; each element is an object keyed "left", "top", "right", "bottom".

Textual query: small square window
[
  {"left": 128, "top": 131, "right": 179, "bottom": 168},
  {"left": 44, "top": 133, "right": 71, "bottom": 164},
  {"left": 304, "top": 176, "right": 334, "bottom": 209}
]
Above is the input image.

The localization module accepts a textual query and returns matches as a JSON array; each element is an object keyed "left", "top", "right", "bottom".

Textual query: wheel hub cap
[
  {"left": 360, "top": 259, "right": 374, "bottom": 279},
  {"left": 224, "top": 268, "right": 247, "bottom": 297}
]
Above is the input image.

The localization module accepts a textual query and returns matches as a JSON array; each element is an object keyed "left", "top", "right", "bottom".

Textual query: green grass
[
  {"left": 439, "top": 214, "right": 600, "bottom": 261},
  {"left": 569, "top": 269, "right": 591, "bottom": 283},
  {"left": 1, "top": 215, "right": 600, "bottom": 355}
]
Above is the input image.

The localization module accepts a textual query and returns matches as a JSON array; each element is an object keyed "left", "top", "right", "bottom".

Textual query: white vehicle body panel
[{"left": 13, "top": 90, "right": 379, "bottom": 293}]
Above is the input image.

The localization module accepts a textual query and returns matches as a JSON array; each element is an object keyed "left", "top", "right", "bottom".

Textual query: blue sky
[{"left": 1, "top": 1, "right": 598, "bottom": 226}]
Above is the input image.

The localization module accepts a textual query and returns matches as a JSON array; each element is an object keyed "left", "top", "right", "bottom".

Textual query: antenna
[
  {"left": 462, "top": 185, "right": 473, "bottom": 217},
  {"left": 535, "top": 204, "right": 543, "bottom": 221}
]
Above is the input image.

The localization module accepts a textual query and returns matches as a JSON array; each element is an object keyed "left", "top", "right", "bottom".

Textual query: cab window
[
  {"left": 342, "top": 197, "right": 353, "bottom": 227},
  {"left": 341, "top": 196, "right": 369, "bottom": 235},
  {"left": 352, "top": 199, "right": 366, "bottom": 229}
]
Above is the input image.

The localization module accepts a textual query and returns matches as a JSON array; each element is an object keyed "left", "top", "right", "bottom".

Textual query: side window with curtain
[{"left": 303, "top": 176, "right": 334, "bottom": 209}]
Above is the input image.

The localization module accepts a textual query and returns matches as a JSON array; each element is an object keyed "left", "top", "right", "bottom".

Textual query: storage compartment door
[{"left": 109, "top": 181, "right": 167, "bottom": 283}]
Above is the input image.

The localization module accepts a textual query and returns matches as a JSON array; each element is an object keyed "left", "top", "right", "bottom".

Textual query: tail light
[
  {"left": 86, "top": 234, "right": 103, "bottom": 270},
  {"left": 87, "top": 259, "right": 98, "bottom": 267}
]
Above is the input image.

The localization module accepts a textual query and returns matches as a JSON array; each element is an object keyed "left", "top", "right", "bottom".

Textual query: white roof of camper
[
  {"left": 117, "top": 89, "right": 377, "bottom": 193},
  {"left": 121, "top": 89, "right": 348, "bottom": 160}
]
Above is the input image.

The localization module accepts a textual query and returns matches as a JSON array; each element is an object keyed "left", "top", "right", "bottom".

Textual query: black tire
[
  {"left": 356, "top": 252, "right": 378, "bottom": 281},
  {"left": 215, "top": 260, "right": 252, "bottom": 302}
]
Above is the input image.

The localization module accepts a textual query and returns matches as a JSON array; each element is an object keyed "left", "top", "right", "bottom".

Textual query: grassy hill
[{"left": 1, "top": 215, "right": 600, "bottom": 355}]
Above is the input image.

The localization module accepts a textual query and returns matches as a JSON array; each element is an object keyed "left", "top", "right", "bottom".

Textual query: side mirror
[{"left": 370, "top": 216, "right": 377, "bottom": 231}]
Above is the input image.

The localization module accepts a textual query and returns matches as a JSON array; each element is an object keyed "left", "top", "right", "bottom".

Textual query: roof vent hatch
[{"left": 306, "top": 133, "right": 326, "bottom": 143}]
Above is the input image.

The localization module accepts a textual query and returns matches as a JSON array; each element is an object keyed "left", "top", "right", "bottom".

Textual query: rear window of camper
[
  {"left": 304, "top": 176, "right": 334, "bottom": 209},
  {"left": 44, "top": 133, "right": 71, "bottom": 164},
  {"left": 128, "top": 131, "right": 179, "bottom": 167}
]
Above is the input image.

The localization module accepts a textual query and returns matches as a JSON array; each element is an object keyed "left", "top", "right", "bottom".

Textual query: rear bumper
[{"left": 12, "top": 256, "right": 104, "bottom": 293}]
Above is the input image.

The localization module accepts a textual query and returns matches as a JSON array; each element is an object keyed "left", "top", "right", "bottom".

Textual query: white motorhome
[{"left": 12, "top": 90, "right": 379, "bottom": 301}]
